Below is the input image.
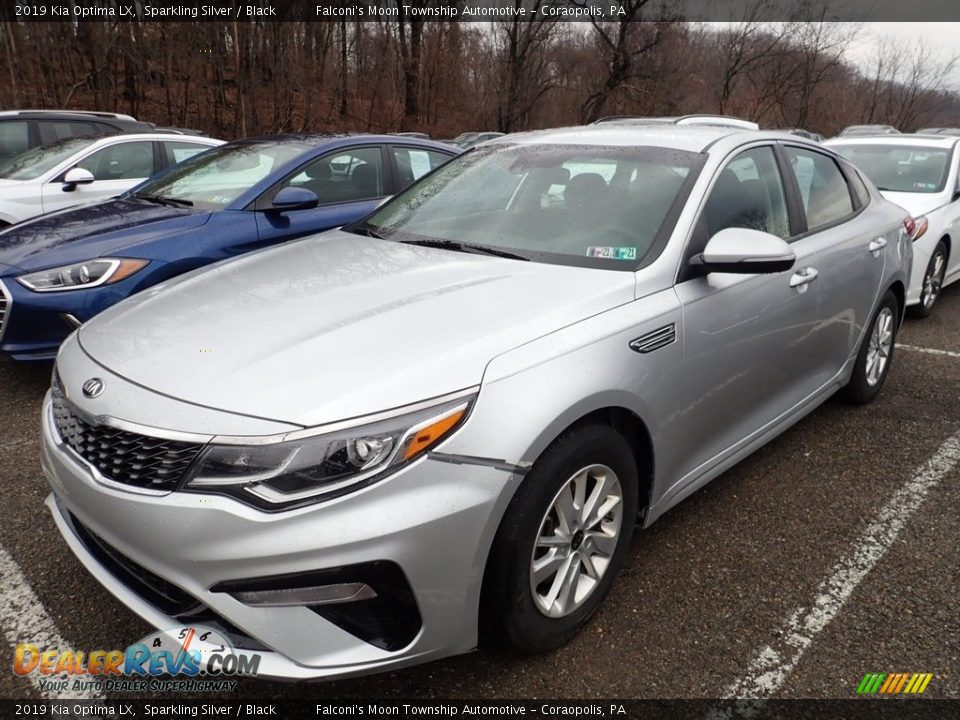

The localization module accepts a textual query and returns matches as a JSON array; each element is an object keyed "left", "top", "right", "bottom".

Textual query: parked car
[
  {"left": 0, "top": 133, "right": 224, "bottom": 226},
  {"left": 917, "top": 127, "right": 960, "bottom": 137},
  {"left": 452, "top": 131, "right": 505, "bottom": 149},
  {"left": 784, "top": 128, "right": 825, "bottom": 142},
  {"left": 392, "top": 132, "right": 431, "bottom": 140},
  {"left": 0, "top": 110, "right": 156, "bottom": 164},
  {"left": 42, "top": 124, "right": 910, "bottom": 679},
  {"left": 593, "top": 114, "right": 760, "bottom": 130},
  {"left": 827, "top": 133, "right": 960, "bottom": 317},
  {"left": 0, "top": 134, "right": 457, "bottom": 359},
  {"left": 838, "top": 124, "right": 900, "bottom": 137}
]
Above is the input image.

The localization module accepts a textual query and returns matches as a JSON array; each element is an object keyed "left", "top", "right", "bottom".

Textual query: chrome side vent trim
[{"left": 629, "top": 324, "right": 676, "bottom": 354}]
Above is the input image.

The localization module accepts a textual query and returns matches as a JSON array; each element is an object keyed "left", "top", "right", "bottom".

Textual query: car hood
[
  {"left": 78, "top": 231, "right": 636, "bottom": 428},
  {"left": 0, "top": 198, "right": 209, "bottom": 272},
  {"left": 878, "top": 191, "right": 948, "bottom": 217}
]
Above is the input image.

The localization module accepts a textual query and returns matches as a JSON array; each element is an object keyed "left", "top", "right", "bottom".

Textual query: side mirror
[
  {"left": 691, "top": 227, "right": 796, "bottom": 274},
  {"left": 269, "top": 186, "right": 319, "bottom": 213},
  {"left": 61, "top": 167, "right": 95, "bottom": 193}
]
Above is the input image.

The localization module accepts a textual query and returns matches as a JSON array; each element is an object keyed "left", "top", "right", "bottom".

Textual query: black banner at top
[{"left": 3, "top": 0, "right": 960, "bottom": 22}]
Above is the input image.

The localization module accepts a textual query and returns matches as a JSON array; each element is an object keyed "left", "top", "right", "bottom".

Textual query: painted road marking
[
  {"left": 0, "top": 544, "right": 104, "bottom": 700},
  {"left": 718, "top": 429, "right": 960, "bottom": 702},
  {"left": 897, "top": 343, "right": 960, "bottom": 359}
]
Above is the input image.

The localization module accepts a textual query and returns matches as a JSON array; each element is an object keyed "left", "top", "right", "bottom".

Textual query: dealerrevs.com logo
[{"left": 13, "top": 626, "right": 261, "bottom": 693}]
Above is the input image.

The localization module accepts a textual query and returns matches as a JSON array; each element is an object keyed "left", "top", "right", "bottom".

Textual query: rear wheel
[
  {"left": 481, "top": 424, "right": 638, "bottom": 653},
  {"left": 841, "top": 290, "right": 898, "bottom": 404},
  {"left": 909, "top": 241, "right": 947, "bottom": 319}
]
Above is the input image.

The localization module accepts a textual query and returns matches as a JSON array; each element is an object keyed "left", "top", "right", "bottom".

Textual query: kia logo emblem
[{"left": 82, "top": 378, "right": 104, "bottom": 398}]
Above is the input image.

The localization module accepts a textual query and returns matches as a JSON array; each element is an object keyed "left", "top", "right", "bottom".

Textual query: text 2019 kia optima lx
[{"left": 42, "top": 123, "right": 911, "bottom": 679}]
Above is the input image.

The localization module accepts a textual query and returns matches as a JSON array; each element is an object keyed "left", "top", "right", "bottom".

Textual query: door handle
[
  {"left": 789, "top": 267, "right": 819, "bottom": 289},
  {"left": 868, "top": 237, "right": 887, "bottom": 253}
]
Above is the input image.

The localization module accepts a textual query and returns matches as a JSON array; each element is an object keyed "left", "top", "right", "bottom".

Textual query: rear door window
[
  {"left": 391, "top": 147, "right": 451, "bottom": 186},
  {"left": 783, "top": 147, "right": 854, "bottom": 231},
  {"left": 163, "top": 141, "right": 212, "bottom": 167}
]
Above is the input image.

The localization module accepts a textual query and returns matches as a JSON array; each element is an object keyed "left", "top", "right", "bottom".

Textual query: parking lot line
[
  {"left": 896, "top": 343, "right": 960, "bottom": 359},
  {"left": 718, "top": 428, "right": 960, "bottom": 701},
  {"left": 0, "top": 544, "right": 104, "bottom": 700}
]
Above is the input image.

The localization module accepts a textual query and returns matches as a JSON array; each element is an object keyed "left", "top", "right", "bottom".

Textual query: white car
[
  {"left": 827, "top": 134, "right": 960, "bottom": 316},
  {"left": 0, "top": 133, "right": 223, "bottom": 226}
]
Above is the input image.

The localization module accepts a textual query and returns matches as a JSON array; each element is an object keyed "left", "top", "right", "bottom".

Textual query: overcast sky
[
  {"left": 850, "top": 23, "right": 960, "bottom": 88},
  {"left": 705, "top": 22, "right": 960, "bottom": 89}
]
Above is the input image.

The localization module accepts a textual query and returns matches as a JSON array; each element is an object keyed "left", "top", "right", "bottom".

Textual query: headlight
[
  {"left": 17, "top": 258, "right": 148, "bottom": 292},
  {"left": 184, "top": 395, "right": 473, "bottom": 511}
]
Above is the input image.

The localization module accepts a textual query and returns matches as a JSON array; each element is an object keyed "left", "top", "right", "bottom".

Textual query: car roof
[
  {"left": 226, "top": 133, "right": 458, "bottom": 152},
  {"left": 826, "top": 134, "right": 960, "bottom": 148},
  {"left": 485, "top": 123, "right": 765, "bottom": 153},
  {"left": 0, "top": 110, "right": 140, "bottom": 121}
]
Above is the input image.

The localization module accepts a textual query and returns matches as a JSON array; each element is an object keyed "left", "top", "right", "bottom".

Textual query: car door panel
[{"left": 672, "top": 264, "right": 829, "bottom": 486}]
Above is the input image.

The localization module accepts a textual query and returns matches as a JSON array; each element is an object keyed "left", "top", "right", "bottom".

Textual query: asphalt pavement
[{"left": 1, "top": 286, "right": 958, "bottom": 702}]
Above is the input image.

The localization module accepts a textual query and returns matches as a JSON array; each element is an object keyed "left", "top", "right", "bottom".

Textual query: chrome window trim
[{"left": 0, "top": 279, "right": 10, "bottom": 343}]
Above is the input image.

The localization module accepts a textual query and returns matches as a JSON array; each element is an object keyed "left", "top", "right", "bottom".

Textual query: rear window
[{"left": 831, "top": 144, "right": 951, "bottom": 194}]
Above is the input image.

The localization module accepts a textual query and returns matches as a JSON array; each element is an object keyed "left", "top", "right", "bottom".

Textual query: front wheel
[
  {"left": 841, "top": 290, "right": 898, "bottom": 404},
  {"left": 481, "top": 424, "right": 639, "bottom": 653},
  {"left": 909, "top": 241, "right": 947, "bottom": 319}
]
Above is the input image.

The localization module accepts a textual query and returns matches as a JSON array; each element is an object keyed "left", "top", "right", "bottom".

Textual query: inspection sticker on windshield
[{"left": 587, "top": 246, "right": 637, "bottom": 261}]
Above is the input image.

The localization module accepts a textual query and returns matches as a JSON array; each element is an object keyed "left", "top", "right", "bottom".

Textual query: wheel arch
[
  {"left": 516, "top": 404, "right": 655, "bottom": 519},
  {"left": 889, "top": 279, "right": 906, "bottom": 323}
]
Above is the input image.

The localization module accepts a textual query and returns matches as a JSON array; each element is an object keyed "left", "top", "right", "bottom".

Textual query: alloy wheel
[
  {"left": 529, "top": 464, "right": 623, "bottom": 618},
  {"left": 922, "top": 252, "right": 946, "bottom": 310},
  {"left": 865, "top": 306, "right": 894, "bottom": 387}
]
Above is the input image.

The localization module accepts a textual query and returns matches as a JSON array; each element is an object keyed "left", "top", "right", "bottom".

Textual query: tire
[
  {"left": 840, "top": 290, "right": 899, "bottom": 405},
  {"left": 480, "top": 423, "right": 639, "bottom": 653},
  {"left": 908, "top": 241, "right": 947, "bottom": 319}
]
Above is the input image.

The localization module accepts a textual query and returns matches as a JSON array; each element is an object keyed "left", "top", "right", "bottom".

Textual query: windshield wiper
[
  {"left": 400, "top": 238, "right": 529, "bottom": 261},
  {"left": 348, "top": 224, "right": 387, "bottom": 240},
  {"left": 134, "top": 194, "right": 193, "bottom": 208}
]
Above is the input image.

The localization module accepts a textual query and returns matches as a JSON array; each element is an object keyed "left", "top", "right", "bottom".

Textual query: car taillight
[{"left": 903, "top": 217, "right": 916, "bottom": 237}]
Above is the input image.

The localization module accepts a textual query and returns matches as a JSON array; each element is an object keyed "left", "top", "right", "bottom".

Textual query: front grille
[
  {"left": 50, "top": 375, "right": 204, "bottom": 492},
  {"left": 0, "top": 280, "right": 10, "bottom": 341}
]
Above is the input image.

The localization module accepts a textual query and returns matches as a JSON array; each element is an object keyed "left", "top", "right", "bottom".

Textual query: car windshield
[
  {"left": 131, "top": 140, "right": 309, "bottom": 211},
  {"left": 0, "top": 138, "right": 98, "bottom": 180},
  {"left": 351, "top": 143, "right": 705, "bottom": 269},
  {"left": 832, "top": 144, "right": 951, "bottom": 194}
]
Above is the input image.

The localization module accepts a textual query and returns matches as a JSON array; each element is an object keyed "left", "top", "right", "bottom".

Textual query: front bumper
[{"left": 41, "top": 393, "right": 520, "bottom": 679}]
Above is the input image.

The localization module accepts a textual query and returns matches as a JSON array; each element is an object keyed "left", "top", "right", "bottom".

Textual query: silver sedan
[{"left": 41, "top": 122, "right": 911, "bottom": 679}]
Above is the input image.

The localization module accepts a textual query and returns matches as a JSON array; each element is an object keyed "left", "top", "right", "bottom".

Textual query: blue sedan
[{"left": 0, "top": 134, "right": 458, "bottom": 359}]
